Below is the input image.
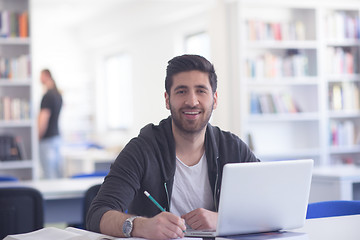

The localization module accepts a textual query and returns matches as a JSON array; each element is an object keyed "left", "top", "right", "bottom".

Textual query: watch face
[{"left": 123, "top": 219, "right": 132, "bottom": 237}]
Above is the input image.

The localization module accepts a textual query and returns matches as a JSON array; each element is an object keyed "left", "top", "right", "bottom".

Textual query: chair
[
  {"left": 83, "top": 184, "right": 101, "bottom": 228},
  {"left": 0, "top": 175, "right": 18, "bottom": 181},
  {"left": 0, "top": 187, "right": 44, "bottom": 239},
  {"left": 306, "top": 200, "right": 360, "bottom": 219},
  {"left": 67, "top": 184, "right": 102, "bottom": 229}
]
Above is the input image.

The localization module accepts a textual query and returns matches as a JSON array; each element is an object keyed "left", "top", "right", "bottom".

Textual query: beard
[{"left": 169, "top": 100, "right": 214, "bottom": 135}]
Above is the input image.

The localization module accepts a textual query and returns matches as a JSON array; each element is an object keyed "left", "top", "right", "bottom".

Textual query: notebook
[{"left": 185, "top": 159, "right": 314, "bottom": 237}]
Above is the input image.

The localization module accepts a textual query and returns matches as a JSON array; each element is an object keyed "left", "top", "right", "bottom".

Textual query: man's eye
[{"left": 176, "top": 90, "right": 185, "bottom": 94}]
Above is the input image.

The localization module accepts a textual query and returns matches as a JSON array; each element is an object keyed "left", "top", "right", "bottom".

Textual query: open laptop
[{"left": 185, "top": 159, "right": 314, "bottom": 237}]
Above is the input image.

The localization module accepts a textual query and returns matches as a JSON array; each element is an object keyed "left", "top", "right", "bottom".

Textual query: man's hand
[
  {"left": 182, "top": 208, "right": 218, "bottom": 230},
  {"left": 133, "top": 212, "right": 186, "bottom": 240}
]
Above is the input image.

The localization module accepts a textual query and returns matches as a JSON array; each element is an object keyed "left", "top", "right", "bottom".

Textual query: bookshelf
[
  {"left": 325, "top": 7, "right": 360, "bottom": 165},
  {"left": 0, "top": 0, "right": 34, "bottom": 179},
  {"left": 236, "top": 1, "right": 360, "bottom": 166}
]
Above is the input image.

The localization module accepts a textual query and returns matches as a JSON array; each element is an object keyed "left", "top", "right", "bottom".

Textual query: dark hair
[
  {"left": 41, "top": 69, "right": 59, "bottom": 92},
  {"left": 165, "top": 54, "right": 217, "bottom": 94}
]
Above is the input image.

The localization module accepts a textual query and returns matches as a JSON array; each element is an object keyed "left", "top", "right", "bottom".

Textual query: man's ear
[
  {"left": 213, "top": 91, "right": 218, "bottom": 110},
  {"left": 165, "top": 92, "right": 170, "bottom": 110}
]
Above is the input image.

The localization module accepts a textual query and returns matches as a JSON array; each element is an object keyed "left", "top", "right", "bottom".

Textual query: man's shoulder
[
  {"left": 139, "top": 117, "right": 171, "bottom": 136},
  {"left": 207, "top": 124, "right": 241, "bottom": 143}
]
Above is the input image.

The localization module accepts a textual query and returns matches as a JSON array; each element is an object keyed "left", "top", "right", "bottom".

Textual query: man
[{"left": 87, "top": 55, "right": 259, "bottom": 239}]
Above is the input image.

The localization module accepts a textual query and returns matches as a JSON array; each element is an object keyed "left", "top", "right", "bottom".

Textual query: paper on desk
[
  {"left": 66, "top": 227, "right": 199, "bottom": 240},
  {"left": 3, "top": 226, "right": 199, "bottom": 240},
  {"left": 3, "top": 227, "right": 89, "bottom": 240},
  {"left": 65, "top": 227, "right": 115, "bottom": 240}
]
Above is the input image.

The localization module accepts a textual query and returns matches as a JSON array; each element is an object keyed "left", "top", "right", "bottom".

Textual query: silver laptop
[{"left": 185, "top": 159, "right": 314, "bottom": 237}]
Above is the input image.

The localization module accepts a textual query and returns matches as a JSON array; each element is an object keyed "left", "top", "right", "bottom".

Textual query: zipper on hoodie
[
  {"left": 164, "top": 182, "right": 170, "bottom": 211},
  {"left": 213, "top": 156, "right": 219, "bottom": 211}
]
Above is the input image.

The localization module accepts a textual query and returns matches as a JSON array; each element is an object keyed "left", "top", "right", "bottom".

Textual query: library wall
[
  {"left": 31, "top": 3, "right": 97, "bottom": 143},
  {"left": 88, "top": 13, "right": 214, "bottom": 146}
]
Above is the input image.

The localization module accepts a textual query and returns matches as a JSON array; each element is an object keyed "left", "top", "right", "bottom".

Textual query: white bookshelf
[
  {"left": 323, "top": 7, "right": 360, "bottom": 165},
  {"left": 236, "top": 1, "right": 360, "bottom": 166},
  {"left": 0, "top": 0, "right": 35, "bottom": 180}
]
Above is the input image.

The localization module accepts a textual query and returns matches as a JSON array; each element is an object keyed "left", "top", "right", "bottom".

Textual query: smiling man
[{"left": 87, "top": 55, "right": 259, "bottom": 239}]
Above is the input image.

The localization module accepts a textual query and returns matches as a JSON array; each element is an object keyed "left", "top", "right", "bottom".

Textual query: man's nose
[{"left": 185, "top": 91, "right": 199, "bottom": 107}]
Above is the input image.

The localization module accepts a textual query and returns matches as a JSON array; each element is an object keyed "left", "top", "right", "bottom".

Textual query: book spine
[
  {"left": 0, "top": 10, "right": 29, "bottom": 38},
  {"left": 246, "top": 19, "right": 307, "bottom": 41},
  {"left": 329, "top": 82, "right": 360, "bottom": 111},
  {"left": 330, "top": 120, "right": 356, "bottom": 146},
  {"left": 0, "top": 97, "right": 30, "bottom": 121},
  {"left": 19, "top": 11, "right": 28, "bottom": 38},
  {"left": 249, "top": 92, "right": 301, "bottom": 114},
  {"left": 246, "top": 51, "right": 309, "bottom": 78},
  {"left": 0, "top": 55, "right": 31, "bottom": 80}
]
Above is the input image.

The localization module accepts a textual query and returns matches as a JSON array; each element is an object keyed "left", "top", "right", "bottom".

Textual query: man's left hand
[{"left": 181, "top": 208, "right": 218, "bottom": 230}]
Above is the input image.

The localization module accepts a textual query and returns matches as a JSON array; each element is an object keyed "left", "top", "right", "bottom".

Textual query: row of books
[
  {"left": 325, "top": 11, "right": 360, "bottom": 40},
  {"left": 329, "top": 120, "right": 356, "bottom": 146},
  {"left": 0, "top": 97, "right": 30, "bottom": 121},
  {"left": 246, "top": 20, "right": 306, "bottom": 41},
  {"left": 0, "top": 55, "right": 31, "bottom": 79},
  {"left": 328, "top": 82, "right": 360, "bottom": 111},
  {"left": 0, "top": 135, "right": 23, "bottom": 161},
  {"left": 245, "top": 50, "right": 310, "bottom": 78},
  {"left": 326, "top": 47, "right": 359, "bottom": 75},
  {"left": 0, "top": 11, "right": 29, "bottom": 38},
  {"left": 249, "top": 92, "right": 301, "bottom": 114}
]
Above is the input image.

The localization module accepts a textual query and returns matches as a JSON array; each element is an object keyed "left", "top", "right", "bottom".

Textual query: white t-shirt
[{"left": 170, "top": 153, "right": 214, "bottom": 217}]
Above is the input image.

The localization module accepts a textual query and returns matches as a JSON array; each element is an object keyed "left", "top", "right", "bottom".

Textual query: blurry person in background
[{"left": 38, "top": 69, "right": 63, "bottom": 179}]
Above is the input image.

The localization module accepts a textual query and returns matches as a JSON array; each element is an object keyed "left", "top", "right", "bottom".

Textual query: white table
[
  {"left": 0, "top": 177, "right": 104, "bottom": 224},
  {"left": 294, "top": 214, "right": 360, "bottom": 240},
  {"left": 62, "top": 147, "right": 117, "bottom": 177},
  {"left": 309, "top": 165, "right": 360, "bottom": 202},
  {"left": 222, "top": 214, "right": 360, "bottom": 239}
]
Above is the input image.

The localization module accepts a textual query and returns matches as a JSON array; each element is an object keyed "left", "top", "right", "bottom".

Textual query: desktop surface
[{"left": 218, "top": 214, "right": 360, "bottom": 240}]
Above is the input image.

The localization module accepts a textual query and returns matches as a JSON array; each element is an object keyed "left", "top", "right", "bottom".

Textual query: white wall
[
  {"left": 89, "top": 13, "right": 215, "bottom": 147},
  {"left": 31, "top": 0, "right": 233, "bottom": 148}
]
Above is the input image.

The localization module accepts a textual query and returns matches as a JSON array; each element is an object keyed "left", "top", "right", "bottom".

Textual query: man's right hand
[{"left": 132, "top": 212, "right": 186, "bottom": 240}]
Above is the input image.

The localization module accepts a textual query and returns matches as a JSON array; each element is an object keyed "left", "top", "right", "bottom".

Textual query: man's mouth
[
  {"left": 183, "top": 111, "right": 201, "bottom": 115},
  {"left": 182, "top": 109, "right": 202, "bottom": 120}
]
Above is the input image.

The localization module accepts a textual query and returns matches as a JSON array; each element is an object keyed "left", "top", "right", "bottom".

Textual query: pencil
[{"left": 144, "top": 191, "right": 166, "bottom": 212}]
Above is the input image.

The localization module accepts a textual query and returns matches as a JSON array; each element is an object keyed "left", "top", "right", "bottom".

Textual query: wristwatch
[{"left": 123, "top": 216, "right": 140, "bottom": 237}]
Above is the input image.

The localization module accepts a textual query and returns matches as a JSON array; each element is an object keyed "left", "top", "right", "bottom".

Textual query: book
[
  {"left": 3, "top": 227, "right": 198, "bottom": 240},
  {"left": 3, "top": 227, "right": 115, "bottom": 240},
  {"left": 0, "top": 97, "right": 31, "bottom": 121},
  {"left": 18, "top": 11, "right": 28, "bottom": 38}
]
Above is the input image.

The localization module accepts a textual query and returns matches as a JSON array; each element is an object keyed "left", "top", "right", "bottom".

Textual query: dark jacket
[{"left": 87, "top": 117, "right": 259, "bottom": 232}]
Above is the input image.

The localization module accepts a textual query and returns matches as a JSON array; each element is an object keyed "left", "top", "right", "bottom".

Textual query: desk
[
  {"left": 294, "top": 214, "right": 360, "bottom": 240},
  {"left": 220, "top": 214, "right": 360, "bottom": 239},
  {"left": 62, "top": 147, "right": 117, "bottom": 177},
  {"left": 0, "top": 177, "right": 104, "bottom": 224},
  {"left": 310, "top": 165, "right": 360, "bottom": 202}
]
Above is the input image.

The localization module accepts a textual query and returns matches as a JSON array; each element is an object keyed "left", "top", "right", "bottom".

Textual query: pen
[
  {"left": 144, "top": 190, "right": 186, "bottom": 233},
  {"left": 144, "top": 190, "right": 166, "bottom": 212}
]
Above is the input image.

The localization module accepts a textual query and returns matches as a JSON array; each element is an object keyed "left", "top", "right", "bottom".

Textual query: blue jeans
[{"left": 39, "top": 135, "right": 63, "bottom": 179}]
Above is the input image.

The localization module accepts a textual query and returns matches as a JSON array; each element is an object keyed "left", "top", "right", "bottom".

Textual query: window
[
  {"left": 104, "top": 54, "right": 132, "bottom": 130},
  {"left": 184, "top": 32, "right": 211, "bottom": 60}
]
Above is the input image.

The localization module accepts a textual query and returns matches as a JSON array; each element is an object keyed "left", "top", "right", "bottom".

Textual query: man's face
[{"left": 165, "top": 70, "right": 218, "bottom": 134}]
